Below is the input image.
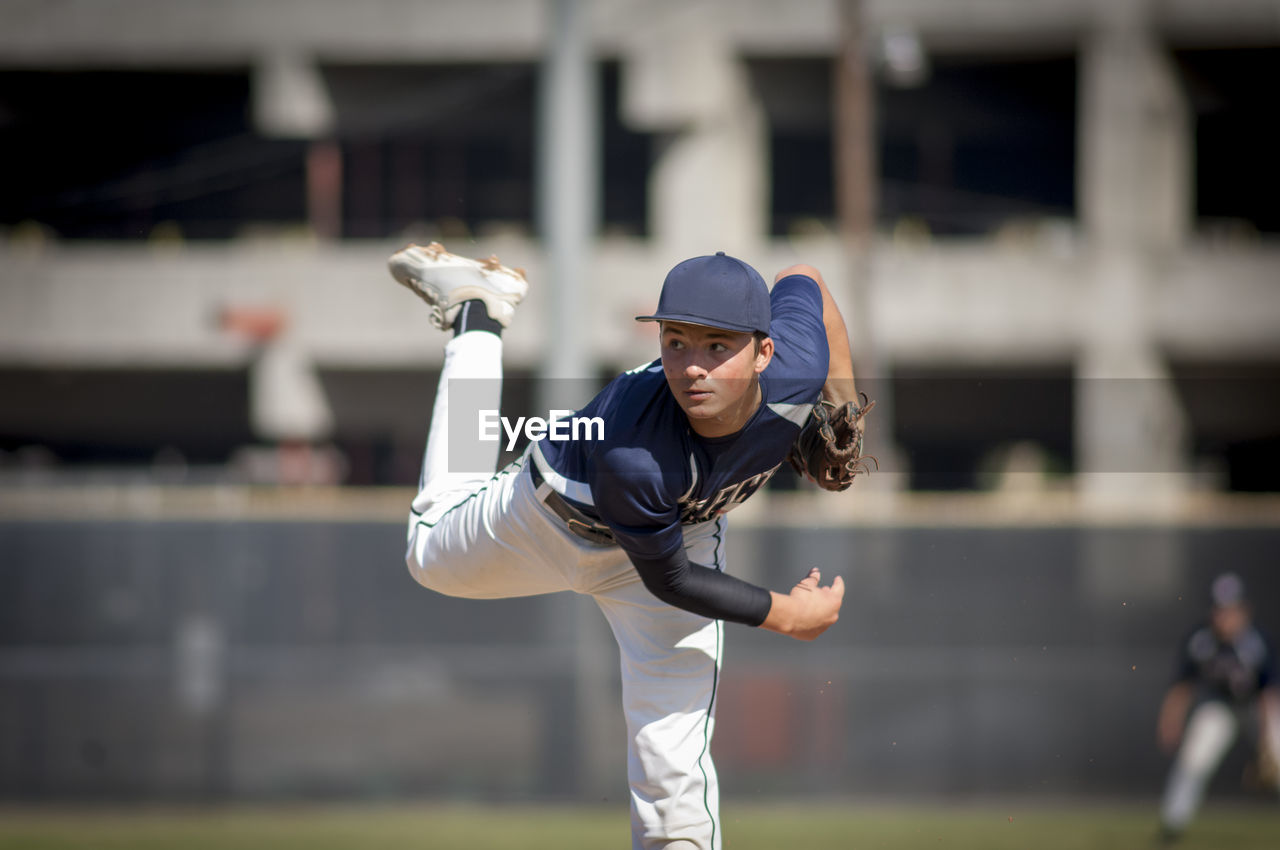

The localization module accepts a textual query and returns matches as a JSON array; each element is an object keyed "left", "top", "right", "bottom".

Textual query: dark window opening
[
  {"left": 324, "top": 63, "right": 537, "bottom": 240},
  {"left": 0, "top": 69, "right": 306, "bottom": 240},
  {"left": 2, "top": 62, "right": 653, "bottom": 242},
  {"left": 600, "top": 62, "right": 651, "bottom": 237},
  {"left": 891, "top": 367, "right": 1075, "bottom": 490},
  {"left": 1170, "top": 361, "right": 1280, "bottom": 492},
  {"left": 1172, "top": 47, "right": 1280, "bottom": 235},
  {"left": 0, "top": 368, "right": 254, "bottom": 465},
  {"left": 751, "top": 54, "right": 1077, "bottom": 238}
]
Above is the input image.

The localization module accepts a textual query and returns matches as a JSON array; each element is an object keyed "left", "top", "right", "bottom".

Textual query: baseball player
[
  {"left": 390, "top": 242, "right": 868, "bottom": 850},
  {"left": 1156, "top": 572, "right": 1280, "bottom": 842}
]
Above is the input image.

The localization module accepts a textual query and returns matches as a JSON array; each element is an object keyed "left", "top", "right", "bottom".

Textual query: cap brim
[{"left": 634, "top": 313, "right": 761, "bottom": 334}]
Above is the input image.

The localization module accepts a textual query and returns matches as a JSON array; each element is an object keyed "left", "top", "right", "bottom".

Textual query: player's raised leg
[
  {"left": 591, "top": 518, "right": 728, "bottom": 850},
  {"left": 392, "top": 244, "right": 565, "bottom": 599},
  {"left": 412, "top": 329, "right": 505, "bottom": 520},
  {"left": 390, "top": 241, "right": 526, "bottom": 517}
]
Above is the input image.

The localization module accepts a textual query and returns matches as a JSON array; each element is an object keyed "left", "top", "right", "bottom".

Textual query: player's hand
[
  {"left": 762, "top": 567, "right": 845, "bottom": 641},
  {"left": 1156, "top": 684, "right": 1193, "bottom": 754},
  {"left": 1157, "top": 716, "right": 1182, "bottom": 754}
]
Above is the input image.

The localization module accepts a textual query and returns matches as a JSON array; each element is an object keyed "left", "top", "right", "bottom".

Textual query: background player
[
  {"left": 1156, "top": 572, "right": 1280, "bottom": 842},
  {"left": 389, "top": 242, "right": 860, "bottom": 849}
]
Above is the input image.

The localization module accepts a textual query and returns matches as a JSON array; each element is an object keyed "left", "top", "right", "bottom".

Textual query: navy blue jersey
[
  {"left": 1173, "top": 622, "right": 1275, "bottom": 704},
  {"left": 531, "top": 273, "right": 828, "bottom": 623},
  {"left": 536, "top": 273, "right": 826, "bottom": 548}
]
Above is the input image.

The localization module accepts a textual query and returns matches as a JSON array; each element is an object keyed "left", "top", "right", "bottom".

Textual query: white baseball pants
[
  {"left": 1159, "top": 697, "right": 1280, "bottom": 831},
  {"left": 1160, "top": 700, "right": 1238, "bottom": 831},
  {"left": 406, "top": 331, "right": 726, "bottom": 850}
]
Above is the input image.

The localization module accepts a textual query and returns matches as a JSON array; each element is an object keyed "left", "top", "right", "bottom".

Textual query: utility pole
[
  {"left": 833, "top": 0, "right": 892, "bottom": 475},
  {"left": 537, "top": 0, "right": 613, "bottom": 800}
]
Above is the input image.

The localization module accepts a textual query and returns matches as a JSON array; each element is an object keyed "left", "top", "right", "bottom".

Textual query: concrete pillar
[
  {"left": 252, "top": 51, "right": 335, "bottom": 139},
  {"left": 538, "top": 0, "right": 598, "bottom": 381},
  {"left": 1075, "top": 5, "right": 1191, "bottom": 507},
  {"left": 256, "top": 52, "right": 341, "bottom": 242},
  {"left": 621, "top": 0, "right": 767, "bottom": 256},
  {"left": 536, "top": 0, "right": 615, "bottom": 798},
  {"left": 249, "top": 337, "right": 334, "bottom": 443},
  {"left": 1079, "top": 3, "right": 1191, "bottom": 252}
]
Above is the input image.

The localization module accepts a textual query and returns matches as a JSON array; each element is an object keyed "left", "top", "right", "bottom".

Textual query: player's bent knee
[{"left": 404, "top": 549, "right": 472, "bottom": 598}]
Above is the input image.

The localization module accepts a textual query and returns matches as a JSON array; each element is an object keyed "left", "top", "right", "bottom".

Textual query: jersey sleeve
[
  {"left": 764, "top": 274, "right": 829, "bottom": 400},
  {"left": 1172, "top": 629, "right": 1199, "bottom": 684},
  {"left": 1260, "top": 630, "right": 1277, "bottom": 691},
  {"left": 588, "top": 444, "right": 685, "bottom": 561},
  {"left": 628, "top": 549, "right": 773, "bottom": 627},
  {"left": 589, "top": 445, "right": 773, "bottom": 625}
]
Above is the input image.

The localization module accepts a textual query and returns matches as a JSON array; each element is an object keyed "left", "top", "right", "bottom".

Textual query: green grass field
[{"left": 0, "top": 801, "right": 1276, "bottom": 849}]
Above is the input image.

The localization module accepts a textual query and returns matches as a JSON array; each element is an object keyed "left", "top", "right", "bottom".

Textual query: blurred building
[
  {"left": 3, "top": 0, "right": 1280, "bottom": 806},
  {"left": 1, "top": 0, "right": 1278, "bottom": 492}
]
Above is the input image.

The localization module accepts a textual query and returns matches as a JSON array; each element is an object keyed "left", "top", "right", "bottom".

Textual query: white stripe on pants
[{"left": 406, "top": 331, "right": 724, "bottom": 849}]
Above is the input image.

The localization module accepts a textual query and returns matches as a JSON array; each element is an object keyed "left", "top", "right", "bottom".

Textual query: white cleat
[{"left": 387, "top": 241, "right": 529, "bottom": 330}]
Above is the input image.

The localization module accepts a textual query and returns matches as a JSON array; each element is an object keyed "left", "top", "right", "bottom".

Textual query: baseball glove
[{"left": 787, "top": 394, "right": 877, "bottom": 491}]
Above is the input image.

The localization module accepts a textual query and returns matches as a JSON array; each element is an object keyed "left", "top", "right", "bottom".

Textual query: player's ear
[{"left": 753, "top": 335, "right": 774, "bottom": 373}]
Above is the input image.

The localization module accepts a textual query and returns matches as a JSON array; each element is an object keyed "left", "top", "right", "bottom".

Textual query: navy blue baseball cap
[
  {"left": 1210, "top": 572, "right": 1247, "bottom": 607},
  {"left": 635, "top": 251, "right": 771, "bottom": 335}
]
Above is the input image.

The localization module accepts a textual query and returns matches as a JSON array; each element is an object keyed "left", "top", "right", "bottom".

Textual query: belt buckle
[{"left": 567, "top": 517, "right": 612, "bottom": 545}]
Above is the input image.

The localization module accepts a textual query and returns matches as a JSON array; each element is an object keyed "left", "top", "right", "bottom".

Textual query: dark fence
[{"left": 2, "top": 509, "right": 1277, "bottom": 803}]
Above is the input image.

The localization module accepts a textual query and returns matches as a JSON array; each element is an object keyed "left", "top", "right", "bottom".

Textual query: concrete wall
[{"left": 4, "top": 236, "right": 1278, "bottom": 370}]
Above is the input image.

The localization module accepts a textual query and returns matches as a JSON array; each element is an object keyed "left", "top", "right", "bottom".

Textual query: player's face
[
  {"left": 1211, "top": 603, "right": 1249, "bottom": 641},
  {"left": 660, "top": 322, "right": 774, "bottom": 438}
]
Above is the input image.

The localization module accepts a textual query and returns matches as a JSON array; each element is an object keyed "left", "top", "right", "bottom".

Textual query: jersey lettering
[{"left": 679, "top": 464, "right": 780, "bottom": 524}]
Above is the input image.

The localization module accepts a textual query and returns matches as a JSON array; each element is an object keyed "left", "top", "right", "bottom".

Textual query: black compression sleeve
[{"left": 627, "top": 548, "right": 773, "bottom": 626}]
